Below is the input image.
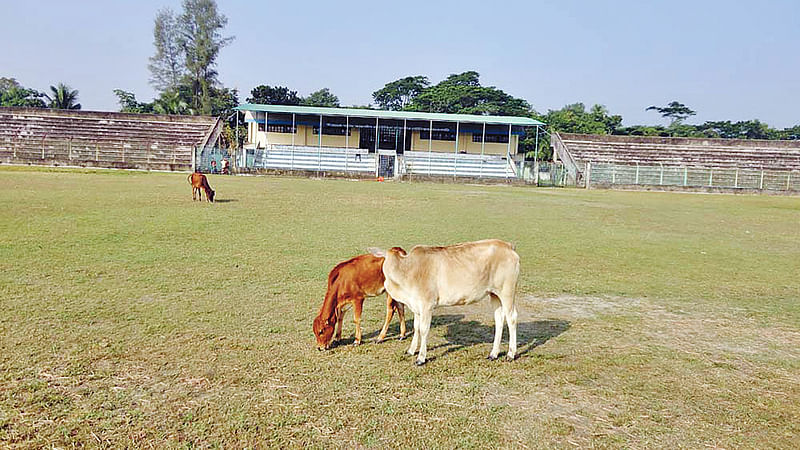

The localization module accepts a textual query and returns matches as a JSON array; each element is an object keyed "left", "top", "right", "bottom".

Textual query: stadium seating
[
  {"left": 558, "top": 133, "right": 800, "bottom": 173},
  {"left": 0, "top": 107, "right": 221, "bottom": 170}
]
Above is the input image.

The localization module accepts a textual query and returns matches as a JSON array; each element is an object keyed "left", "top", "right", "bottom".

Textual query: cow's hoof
[
  {"left": 353, "top": 341, "right": 361, "bottom": 346},
  {"left": 415, "top": 359, "right": 426, "bottom": 366},
  {"left": 506, "top": 353, "right": 517, "bottom": 361},
  {"left": 398, "top": 335, "right": 407, "bottom": 341},
  {"left": 487, "top": 354, "right": 499, "bottom": 361},
  {"left": 374, "top": 338, "right": 384, "bottom": 344}
]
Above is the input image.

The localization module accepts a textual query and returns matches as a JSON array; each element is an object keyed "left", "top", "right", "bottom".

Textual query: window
[
  {"left": 267, "top": 124, "right": 296, "bottom": 133},
  {"left": 257, "top": 122, "right": 265, "bottom": 132},
  {"left": 472, "top": 133, "right": 509, "bottom": 143},
  {"left": 313, "top": 125, "right": 351, "bottom": 136},
  {"left": 419, "top": 130, "right": 456, "bottom": 141}
]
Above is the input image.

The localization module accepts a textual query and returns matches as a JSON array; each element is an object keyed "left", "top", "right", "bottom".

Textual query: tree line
[{"left": 2, "top": 0, "right": 798, "bottom": 159}]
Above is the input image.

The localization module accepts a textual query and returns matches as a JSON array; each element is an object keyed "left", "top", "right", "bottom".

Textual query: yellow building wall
[
  {"left": 251, "top": 125, "right": 362, "bottom": 149},
  {"left": 409, "top": 131, "right": 518, "bottom": 155}
]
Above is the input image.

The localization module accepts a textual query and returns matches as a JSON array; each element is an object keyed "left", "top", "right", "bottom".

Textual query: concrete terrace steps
[
  {"left": 0, "top": 107, "right": 219, "bottom": 170},
  {"left": 559, "top": 133, "right": 800, "bottom": 171}
]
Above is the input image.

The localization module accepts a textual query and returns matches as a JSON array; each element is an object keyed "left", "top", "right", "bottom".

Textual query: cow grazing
[
  {"left": 313, "top": 254, "right": 406, "bottom": 351},
  {"left": 188, "top": 172, "right": 215, "bottom": 202},
  {"left": 373, "top": 239, "right": 520, "bottom": 365}
]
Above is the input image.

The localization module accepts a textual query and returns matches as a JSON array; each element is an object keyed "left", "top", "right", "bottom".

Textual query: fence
[
  {"left": 1, "top": 137, "right": 194, "bottom": 171},
  {"left": 587, "top": 162, "right": 800, "bottom": 192},
  {"left": 230, "top": 145, "right": 523, "bottom": 180}
]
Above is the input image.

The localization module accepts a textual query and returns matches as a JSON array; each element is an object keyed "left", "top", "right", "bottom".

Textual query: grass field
[{"left": 1, "top": 166, "right": 799, "bottom": 448}]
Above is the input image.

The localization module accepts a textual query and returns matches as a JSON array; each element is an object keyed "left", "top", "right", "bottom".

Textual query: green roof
[{"left": 235, "top": 103, "right": 544, "bottom": 126}]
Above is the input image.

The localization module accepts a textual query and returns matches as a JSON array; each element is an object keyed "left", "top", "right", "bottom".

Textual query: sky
[{"left": 1, "top": 0, "right": 798, "bottom": 127}]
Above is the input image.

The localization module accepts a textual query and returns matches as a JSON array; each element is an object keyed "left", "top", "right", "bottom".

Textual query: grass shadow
[
  {"left": 429, "top": 314, "right": 570, "bottom": 361},
  {"left": 214, "top": 199, "right": 237, "bottom": 203}
]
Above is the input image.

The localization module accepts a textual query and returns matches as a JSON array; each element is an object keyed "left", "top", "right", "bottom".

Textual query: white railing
[
  {"left": 587, "top": 162, "right": 800, "bottom": 191},
  {"left": 238, "top": 145, "right": 519, "bottom": 179},
  {"left": 403, "top": 151, "right": 516, "bottom": 179},
  {"left": 551, "top": 132, "right": 580, "bottom": 185},
  {"left": 246, "top": 145, "right": 376, "bottom": 173}
]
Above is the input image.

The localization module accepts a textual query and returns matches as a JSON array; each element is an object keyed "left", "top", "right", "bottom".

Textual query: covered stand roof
[{"left": 235, "top": 103, "right": 544, "bottom": 127}]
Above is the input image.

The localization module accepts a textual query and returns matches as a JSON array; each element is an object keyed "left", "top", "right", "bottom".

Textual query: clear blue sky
[{"left": 2, "top": 0, "right": 798, "bottom": 127}]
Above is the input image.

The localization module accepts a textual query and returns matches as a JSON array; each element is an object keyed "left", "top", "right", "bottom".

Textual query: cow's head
[
  {"left": 368, "top": 246, "right": 407, "bottom": 258},
  {"left": 208, "top": 189, "right": 215, "bottom": 202},
  {"left": 313, "top": 314, "right": 336, "bottom": 350}
]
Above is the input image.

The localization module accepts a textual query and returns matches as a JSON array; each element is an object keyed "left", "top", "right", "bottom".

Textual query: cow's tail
[{"left": 187, "top": 173, "right": 192, "bottom": 184}]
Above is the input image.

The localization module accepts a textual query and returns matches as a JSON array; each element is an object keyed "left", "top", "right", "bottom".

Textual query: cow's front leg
[
  {"left": 353, "top": 296, "right": 364, "bottom": 345},
  {"left": 334, "top": 310, "right": 344, "bottom": 342},
  {"left": 415, "top": 307, "right": 433, "bottom": 366},
  {"left": 377, "top": 294, "right": 395, "bottom": 343},
  {"left": 407, "top": 311, "right": 420, "bottom": 356},
  {"left": 192, "top": 187, "right": 197, "bottom": 201}
]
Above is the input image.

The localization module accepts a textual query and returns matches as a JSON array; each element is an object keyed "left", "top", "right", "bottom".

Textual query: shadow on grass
[
  {"left": 344, "top": 314, "right": 569, "bottom": 361},
  {"left": 436, "top": 314, "right": 570, "bottom": 360},
  {"left": 214, "top": 199, "right": 237, "bottom": 203}
]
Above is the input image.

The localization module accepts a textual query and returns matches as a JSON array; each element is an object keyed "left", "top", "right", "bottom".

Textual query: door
[{"left": 378, "top": 151, "right": 396, "bottom": 178}]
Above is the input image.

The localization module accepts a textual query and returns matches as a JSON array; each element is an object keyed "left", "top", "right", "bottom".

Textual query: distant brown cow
[
  {"left": 313, "top": 254, "right": 406, "bottom": 350},
  {"left": 188, "top": 172, "right": 215, "bottom": 202}
]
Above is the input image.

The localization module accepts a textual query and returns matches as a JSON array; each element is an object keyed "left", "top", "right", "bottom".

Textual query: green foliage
[
  {"left": 408, "top": 71, "right": 531, "bottom": 116},
  {"left": 45, "top": 83, "right": 81, "bottom": 110},
  {"left": 148, "top": 8, "right": 185, "bottom": 92},
  {"left": 301, "top": 88, "right": 340, "bottom": 107},
  {"left": 646, "top": 101, "right": 696, "bottom": 125},
  {"left": 153, "top": 89, "right": 189, "bottom": 115},
  {"left": 372, "top": 76, "right": 429, "bottom": 110},
  {"left": 545, "top": 103, "right": 622, "bottom": 135},
  {"left": 176, "top": 0, "right": 234, "bottom": 114},
  {"left": 0, "top": 78, "right": 46, "bottom": 108},
  {"left": 247, "top": 85, "right": 301, "bottom": 105},
  {"left": 113, "top": 89, "right": 154, "bottom": 113},
  {"left": 696, "top": 120, "right": 777, "bottom": 140}
]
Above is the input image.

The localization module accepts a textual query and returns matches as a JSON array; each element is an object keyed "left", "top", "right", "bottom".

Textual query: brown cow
[
  {"left": 313, "top": 254, "right": 406, "bottom": 350},
  {"left": 188, "top": 172, "right": 215, "bottom": 202}
]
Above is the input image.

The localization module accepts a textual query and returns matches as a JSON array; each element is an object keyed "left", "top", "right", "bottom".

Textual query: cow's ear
[{"left": 367, "top": 247, "right": 386, "bottom": 258}]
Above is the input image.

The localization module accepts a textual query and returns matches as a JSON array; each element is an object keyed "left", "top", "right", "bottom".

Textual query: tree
[
  {"left": 177, "top": 0, "right": 234, "bottom": 114},
  {"left": 302, "top": 88, "right": 340, "bottom": 107},
  {"left": 113, "top": 89, "right": 154, "bottom": 113},
  {"left": 545, "top": 103, "right": 622, "bottom": 135},
  {"left": 697, "top": 120, "right": 777, "bottom": 140},
  {"left": 372, "top": 76, "right": 429, "bottom": 110},
  {"left": 153, "top": 89, "right": 189, "bottom": 115},
  {"left": 408, "top": 71, "right": 531, "bottom": 116},
  {"left": 148, "top": 8, "right": 185, "bottom": 92},
  {"left": 0, "top": 78, "right": 46, "bottom": 107},
  {"left": 45, "top": 83, "right": 81, "bottom": 110},
  {"left": 646, "top": 101, "right": 696, "bottom": 125},
  {"left": 246, "top": 85, "right": 301, "bottom": 105}
]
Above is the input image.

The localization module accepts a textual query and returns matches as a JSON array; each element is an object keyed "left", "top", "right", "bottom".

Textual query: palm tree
[
  {"left": 153, "top": 89, "right": 189, "bottom": 115},
  {"left": 45, "top": 83, "right": 81, "bottom": 110}
]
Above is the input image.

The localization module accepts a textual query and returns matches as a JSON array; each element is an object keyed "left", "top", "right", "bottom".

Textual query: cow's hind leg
[
  {"left": 396, "top": 302, "right": 406, "bottom": 339},
  {"left": 415, "top": 306, "right": 433, "bottom": 366},
  {"left": 502, "top": 290, "right": 518, "bottom": 361},
  {"left": 353, "top": 296, "right": 364, "bottom": 345},
  {"left": 489, "top": 294, "right": 505, "bottom": 360},
  {"left": 407, "top": 311, "right": 420, "bottom": 356}
]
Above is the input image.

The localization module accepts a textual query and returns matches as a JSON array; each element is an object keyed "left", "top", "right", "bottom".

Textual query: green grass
[{"left": 1, "top": 167, "right": 798, "bottom": 448}]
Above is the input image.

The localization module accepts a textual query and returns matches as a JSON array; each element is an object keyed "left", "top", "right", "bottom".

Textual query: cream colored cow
[{"left": 372, "top": 239, "right": 520, "bottom": 365}]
